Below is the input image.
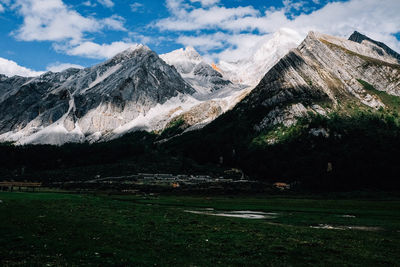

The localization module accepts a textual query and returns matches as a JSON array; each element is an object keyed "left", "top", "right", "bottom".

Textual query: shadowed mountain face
[
  {"left": 349, "top": 31, "right": 400, "bottom": 64},
  {"left": 0, "top": 45, "right": 195, "bottom": 144}
]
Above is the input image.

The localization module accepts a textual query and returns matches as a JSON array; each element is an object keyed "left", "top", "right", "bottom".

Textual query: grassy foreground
[{"left": 0, "top": 192, "right": 399, "bottom": 266}]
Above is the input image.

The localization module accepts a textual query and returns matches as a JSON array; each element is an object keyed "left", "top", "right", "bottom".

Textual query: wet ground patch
[
  {"left": 310, "top": 224, "right": 383, "bottom": 231},
  {"left": 184, "top": 209, "right": 279, "bottom": 219}
]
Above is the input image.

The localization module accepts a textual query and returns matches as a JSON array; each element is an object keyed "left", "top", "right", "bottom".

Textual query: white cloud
[
  {"left": 11, "top": 0, "right": 126, "bottom": 44},
  {"left": 46, "top": 62, "right": 84, "bottom": 72},
  {"left": 82, "top": 1, "right": 96, "bottom": 7},
  {"left": 157, "top": 4, "right": 259, "bottom": 31},
  {"left": 0, "top": 57, "right": 43, "bottom": 77},
  {"left": 5, "top": 0, "right": 400, "bottom": 66},
  {"left": 0, "top": 3, "right": 4, "bottom": 12},
  {"left": 189, "top": 0, "right": 219, "bottom": 7},
  {"left": 156, "top": 0, "right": 400, "bottom": 62},
  {"left": 12, "top": 0, "right": 102, "bottom": 43},
  {"left": 63, "top": 41, "right": 137, "bottom": 59},
  {"left": 8, "top": 0, "right": 133, "bottom": 61},
  {"left": 128, "top": 32, "right": 155, "bottom": 45},
  {"left": 177, "top": 32, "right": 225, "bottom": 51},
  {"left": 102, "top": 15, "right": 127, "bottom": 31},
  {"left": 130, "top": 2, "right": 143, "bottom": 12},
  {"left": 97, "top": 0, "right": 113, "bottom": 8},
  {"left": 289, "top": 0, "right": 400, "bottom": 50},
  {"left": 283, "top": 0, "right": 307, "bottom": 12},
  {"left": 211, "top": 34, "right": 274, "bottom": 62}
]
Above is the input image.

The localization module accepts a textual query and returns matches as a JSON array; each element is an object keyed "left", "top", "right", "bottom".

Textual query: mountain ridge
[{"left": 349, "top": 31, "right": 400, "bottom": 64}]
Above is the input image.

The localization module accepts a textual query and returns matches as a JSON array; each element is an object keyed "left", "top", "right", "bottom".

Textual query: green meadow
[{"left": 1, "top": 192, "right": 399, "bottom": 266}]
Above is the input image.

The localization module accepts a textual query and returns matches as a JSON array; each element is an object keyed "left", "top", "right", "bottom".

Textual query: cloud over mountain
[
  {"left": 0, "top": 0, "right": 399, "bottom": 73},
  {"left": 0, "top": 57, "right": 43, "bottom": 77},
  {"left": 155, "top": 0, "right": 400, "bottom": 62}
]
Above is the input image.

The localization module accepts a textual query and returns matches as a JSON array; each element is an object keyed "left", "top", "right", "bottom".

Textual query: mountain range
[
  {"left": 1, "top": 29, "right": 400, "bottom": 190},
  {"left": 0, "top": 29, "right": 399, "bottom": 147}
]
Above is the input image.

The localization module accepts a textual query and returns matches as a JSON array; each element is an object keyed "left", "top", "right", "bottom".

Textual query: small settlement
[{"left": 48, "top": 172, "right": 256, "bottom": 193}]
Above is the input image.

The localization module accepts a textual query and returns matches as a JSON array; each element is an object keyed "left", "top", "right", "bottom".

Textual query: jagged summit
[
  {"left": 95, "top": 44, "right": 154, "bottom": 68},
  {"left": 348, "top": 31, "right": 400, "bottom": 63},
  {"left": 110, "top": 44, "right": 151, "bottom": 60},
  {"left": 348, "top": 31, "right": 369, "bottom": 42}
]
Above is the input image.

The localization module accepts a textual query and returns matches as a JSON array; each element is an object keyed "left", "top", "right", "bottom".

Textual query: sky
[{"left": 0, "top": 0, "right": 399, "bottom": 76}]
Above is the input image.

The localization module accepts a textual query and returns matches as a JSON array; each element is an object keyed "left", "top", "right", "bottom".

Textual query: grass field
[{"left": 0, "top": 192, "right": 399, "bottom": 266}]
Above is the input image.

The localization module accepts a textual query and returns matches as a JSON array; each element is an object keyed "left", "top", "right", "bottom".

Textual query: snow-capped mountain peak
[
  {"left": 253, "top": 28, "right": 303, "bottom": 63},
  {"left": 100, "top": 44, "right": 152, "bottom": 66},
  {"left": 161, "top": 46, "right": 203, "bottom": 65},
  {"left": 181, "top": 46, "right": 203, "bottom": 62},
  {"left": 218, "top": 28, "right": 303, "bottom": 86},
  {"left": 161, "top": 47, "right": 238, "bottom": 95}
]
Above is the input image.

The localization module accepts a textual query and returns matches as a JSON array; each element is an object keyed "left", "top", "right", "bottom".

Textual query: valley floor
[{"left": 0, "top": 192, "right": 399, "bottom": 266}]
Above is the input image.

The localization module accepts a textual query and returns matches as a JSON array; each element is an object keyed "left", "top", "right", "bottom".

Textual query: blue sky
[{"left": 0, "top": 0, "right": 399, "bottom": 76}]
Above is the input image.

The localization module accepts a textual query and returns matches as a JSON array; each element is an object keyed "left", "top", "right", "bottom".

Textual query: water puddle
[
  {"left": 338, "top": 214, "right": 356, "bottom": 218},
  {"left": 310, "top": 224, "right": 382, "bottom": 231},
  {"left": 184, "top": 209, "right": 278, "bottom": 219}
]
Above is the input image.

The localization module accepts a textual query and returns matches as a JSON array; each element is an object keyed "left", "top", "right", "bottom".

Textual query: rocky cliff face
[
  {"left": 233, "top": 31, "right": 400, "bottom": 131},
  {"left": 0, "top": 45, "right": 195, "bottom": 144}
]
